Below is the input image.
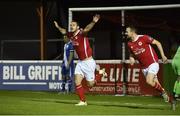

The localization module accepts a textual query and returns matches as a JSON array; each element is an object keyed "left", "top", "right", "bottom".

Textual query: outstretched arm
[
  {"left": 152, "top": 39, "right": 168, "bottom": 63},
  {"left": 54, "top": 21, "right": 67, "bottom": 34},
  {"left": 83, "top": 14, "right": 100, "bottom": 33}
]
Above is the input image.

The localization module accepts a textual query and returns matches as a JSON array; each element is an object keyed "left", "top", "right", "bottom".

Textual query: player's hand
[
  {"left": 162, "top": 56, "right": 168, "bottom": 64},
  {"left": 65, "top": 64, "right": 69, "bottom": 70},
  {"left": 99, "top": 68, "right": 107, "bottom": 77},
  {"left": 129, "top": 57, "right": 135, "bottom": 65},
  {"left": 54, "top": 21, "right": 59, "bottom": 28},
  {"left": 65, "top": 63, "right": 69, "bottom": 70},
  {"left": 93, "top": 14, "right": 100, "bottom": 23}
]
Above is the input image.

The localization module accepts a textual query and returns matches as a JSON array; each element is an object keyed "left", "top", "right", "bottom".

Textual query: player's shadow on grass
[
  {"left": 91, "top": 103, "right": 165, "bottom": 110},
  {"left": 31, "top": 99, "right": 166, "bottom": 110},
  {"left": 31, "top": 99, "right": 76, "bottom": 105},
  {"left": 55, "top": 101, "right": 76, "bottom": 105}
]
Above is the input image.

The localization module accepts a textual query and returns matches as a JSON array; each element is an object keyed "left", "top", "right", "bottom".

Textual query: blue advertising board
[{"left": 0, "top": 61, "right": 72, "bottom": 91}]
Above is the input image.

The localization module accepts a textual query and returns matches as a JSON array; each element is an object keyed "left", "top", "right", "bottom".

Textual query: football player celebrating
[{"left": 54, "top": 14, "right": 100, "bottom": 106}]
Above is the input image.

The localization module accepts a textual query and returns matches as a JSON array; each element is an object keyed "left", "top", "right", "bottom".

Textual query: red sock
[
  {"left": 153, "top": 82, "right": 164, "bottom": 93},
  {"left": 76, "top": 84, "right": 86, "bottom": 102},
  {"left": 95, "top": 73, "right": 101, "bottom": 82}
]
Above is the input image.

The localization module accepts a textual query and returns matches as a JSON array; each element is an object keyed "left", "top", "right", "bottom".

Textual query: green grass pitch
[{"left": 0, "top": 90, "right": 179, "bottom": 115}]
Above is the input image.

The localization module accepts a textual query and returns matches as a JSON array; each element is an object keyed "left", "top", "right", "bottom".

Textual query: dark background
[{"left": 0, "top": 0, "right": 180, "bottom": 60}]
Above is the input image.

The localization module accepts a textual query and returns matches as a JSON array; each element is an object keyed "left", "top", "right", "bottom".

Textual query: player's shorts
[
  {"left": 172, "top": 46, "right": 180, "bottom": 75},
  {"left": 142, "top": 62, "right": 159, "bottom": 77},
  {"left": 75, "top": 58, "right": 96, "bottom": 81}
]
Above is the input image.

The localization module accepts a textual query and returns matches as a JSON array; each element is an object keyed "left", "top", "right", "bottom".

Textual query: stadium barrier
[
  {"left": 0, "top": 60, "right": 176, "bottom": 96},
  {"left": 0, "top": 60, "right": 64, "bottom": 91},
  {"left": 87, "top": 60, "right": 163, "bottom": 96}
]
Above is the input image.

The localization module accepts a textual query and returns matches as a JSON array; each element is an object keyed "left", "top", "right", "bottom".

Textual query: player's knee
[
  {"left": 146, "top": 78, "right": 153, "bottom": 86},
  {"left": 87, "top": 82, "right": 94, "bottom": 87},
  {"left": 75, "top": 78, "right": 81, "bottom": 86},
  {"left": 75, "top": 79, "right": 81, "bottom": 86},
  {"left": 146, "top": 79, "right": 150, "bottom": 85},
  {"left": 87, "top": 83, "right": 93, "bottom": 87},
  {"left": 75, "top": 75, "right": 83, "bottom": 85}
]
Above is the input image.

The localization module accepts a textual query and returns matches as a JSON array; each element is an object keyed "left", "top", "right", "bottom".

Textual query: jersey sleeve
[
  {"left": 79, "top": 28, "right": 86, "bottom": 36},
  {"left": 144, "top": 35, "right": 154, "bottom": 44}
]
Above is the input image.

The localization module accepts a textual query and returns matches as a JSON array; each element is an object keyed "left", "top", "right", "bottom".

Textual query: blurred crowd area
[{"left": 0, "top": 1, "right": 180, "bottom": 60}]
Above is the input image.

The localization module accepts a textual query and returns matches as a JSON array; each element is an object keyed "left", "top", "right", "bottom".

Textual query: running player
[{"left": 125, "top": 25, "right": 172, "bottom": 104}]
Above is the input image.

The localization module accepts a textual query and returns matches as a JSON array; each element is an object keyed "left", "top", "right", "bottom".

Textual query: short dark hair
[
  {"left": 126, "top": 25, "right": 137, "bottom": 33},
  {"left": 71, "top": 20, "right": 79, "bottom": 26}
]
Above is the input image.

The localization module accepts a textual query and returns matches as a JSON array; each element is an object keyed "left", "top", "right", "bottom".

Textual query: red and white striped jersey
[
  {"left": 68, "top": 29, "right": 93, "bottom": 60},
  {"left": 128, "top": 35, "right": 158, "bottom": 68}
]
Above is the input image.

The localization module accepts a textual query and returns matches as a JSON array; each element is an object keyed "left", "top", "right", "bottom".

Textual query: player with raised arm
[
  {"left": 125, "top": 25, "right": 173, "bottom": 106},
  {"left": 54, "top": 14, "right": 101, "bottom": 106}
]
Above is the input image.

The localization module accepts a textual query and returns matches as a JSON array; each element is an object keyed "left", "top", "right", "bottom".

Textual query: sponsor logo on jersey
[
  {"left": 138, "top": 42, "right": 142, "bottom": 46},
  {"left": 134, "top": 48, "right": 146, "bottom": 55}
]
